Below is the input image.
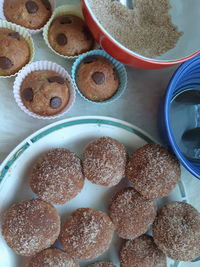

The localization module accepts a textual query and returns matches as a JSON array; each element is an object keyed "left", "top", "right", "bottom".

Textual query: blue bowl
[{"left": 161, "top": 54, "right": 200, "bottom": 180}]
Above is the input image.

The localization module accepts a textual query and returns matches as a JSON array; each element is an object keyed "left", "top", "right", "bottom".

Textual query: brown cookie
[
  {"left": 48, "top": 15, "right": 94, "bottom": 56},
  {"left": 1, "top": 199, "right": 60, "bottom": 256},
  {"left": 153, "top": 201, "right": 200, "bottom": 261},
  {"left": 109, "top": 188, "right": 157, "bottom": 239},
  {"left": 27, "top": 248, "right": 79, "bottom": 267},
  {"left": 126, "top": 144, "right": 180, "bottom": 199},
  {"left": 60, "top": 208, "right": 114, "bottom": 261},
  {"left": 83, "top": 137, "right": 127, "bottom": 186},
  {"left": 30, "top": 148, "right": 84, "bottom": 205}
]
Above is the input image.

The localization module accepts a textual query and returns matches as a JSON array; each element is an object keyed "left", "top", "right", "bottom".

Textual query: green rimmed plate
[{"left": 0, "top": 116, "right": 187, "bottom": 267}]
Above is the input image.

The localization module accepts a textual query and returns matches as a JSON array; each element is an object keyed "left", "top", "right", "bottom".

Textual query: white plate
[{"left": 0, "top": 116, "right": 187, "bottom": 267}]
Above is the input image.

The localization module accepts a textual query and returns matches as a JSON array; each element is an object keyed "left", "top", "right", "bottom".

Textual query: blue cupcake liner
[{"left": 71, "top": 49, "right": 128, "bottom": 104}]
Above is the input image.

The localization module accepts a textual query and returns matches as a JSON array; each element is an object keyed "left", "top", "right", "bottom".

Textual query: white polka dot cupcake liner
[
  {"left": 71, "top": 49, "right": 128, "bottom": 104},
  {"left": 13, "top": 60, "right": 76, "bottom": 120},
  {"left": 0, "top": 20, "right": 34, "bottom": 78},
  {"left": 0, "top": 0, "right": 56, "bottom": 34},
  {"left": 43, "top": 4, "right": 99, "bottom": 61}
]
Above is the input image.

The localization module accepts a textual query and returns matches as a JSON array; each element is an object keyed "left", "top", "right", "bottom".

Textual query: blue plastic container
[{"left": 161, "top": 54, "right": 200, "bottom": 180}]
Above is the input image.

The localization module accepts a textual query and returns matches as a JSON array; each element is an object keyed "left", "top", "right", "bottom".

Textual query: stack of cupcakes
[{"left": 0, "top": 1, "right": 128, "bottom": 119}]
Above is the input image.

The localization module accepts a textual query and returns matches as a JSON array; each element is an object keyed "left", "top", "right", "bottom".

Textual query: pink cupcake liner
[{"left": 13, "top": 60, "right": 76, "bottom": 119}]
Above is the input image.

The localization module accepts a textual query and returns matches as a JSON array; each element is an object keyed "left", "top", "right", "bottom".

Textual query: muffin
[
  {"left": 126, "top": 144, "right": 181, "bottom": 199},
  {"left": 0, "top": 28, "right": 30, "bottom": 76},
  {"left": 120, "top": 235, "right": 167, "bottom": 267},
  {"left": 1, "top": 199, "right": 60, "bottom": 256},
  {"left": 30, "top": 148, "right": 85, "bottom": 205},
  {"left": 82, "top": 137, "right": 127, "bottom": 186},
  {"left": 60, "top": 208, "right": 114, "bottom": 261},
  {"left": 76, "top": 55, "right": 119, "bottom": 102},
  {"left": 153, "top": 201, "right": 200, "bottom": 261},
  {"left": 48, "top": 14, "right": 94, "bottom": 57},
  {"left": 89, "top": 262, "right": 116, "bottom": 267},
  {"left": 4, "top": 0, "right": 52, "bottom": 30},
  {"left": 109, "top": 188, "right": 157, "bottom": 239},
  {"left": 20, "top": 70, "right": 70, "bottom": 116},
  {"left": 27, "top": 248, "right": 79, "bottom": 267}
]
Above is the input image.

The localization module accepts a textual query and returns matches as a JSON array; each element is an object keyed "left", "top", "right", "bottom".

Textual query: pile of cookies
[{"left": 1, "top": 137, "right": 200, "bottom": 266}]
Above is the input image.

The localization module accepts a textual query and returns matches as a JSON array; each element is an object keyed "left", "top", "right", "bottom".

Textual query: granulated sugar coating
[
  {"left": 109, "top": 188, "right": 157, "bottom": 239},
  {"left": 89, "top": 262, "right": 116, "bottom": 267},
  {"left": 153, "top": 201, "right": 200, "bottom": 261},
  {"left": 30, "top": 148, "right": 84, "bottom": 205},
  {"left": 89, "top": 0, "right": 183, "bottom": 58},
  {"left": 1, "top": 199, "right": 60, "bottom": 256},
  {"left": 120, "top": 235, "right": 166, "bottom": 267},
  {"left": 60, "top": 208, "right": 114, "bottom": 261},
  {"left": 126, "top": 144, "right": 180, "bottom": 199},
  {"left": 83, "top": 137, "right": 127, "bottom": 186},
  {"left": 27, "top": 248, "right": 78, "bottom": 267}
]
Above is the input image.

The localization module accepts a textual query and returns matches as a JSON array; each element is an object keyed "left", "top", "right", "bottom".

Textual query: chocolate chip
[
  {"left": 25, "top": 1, "right": 39, "bottom": 14},
  {"left": 48, "top": 76, "right": 65, "bottom": 84},
  {"left": 50, "top": 97, "right": 62, "bottom": 109},
  {"left": 0, "top": 57, "right": 13, "bottom": 69},
  {"left": 92, "top": 72, "right": 105, "bottom": 85},
  {"left": 60, "top": 16, "right": 72, "bottom": 24},
  {"left": 8, "top": 32, "right": 20, "bottom": 41},
  {"left": 82, "top": 26, "right": 92, "bottom": 40},
  {"left": 56, "top": 33, "right": 68, "bottom": 46},
  {"left": 83, "top": 56, "right": 98, "bottom": 64},
  {"left": 22, "top": 88, "right": 34, "bottom": 102},
  {"left": 41, "top": 0, "right": 51, "bottom": 10}
]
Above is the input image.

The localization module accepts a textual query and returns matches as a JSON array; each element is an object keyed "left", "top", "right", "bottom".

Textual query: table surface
[{"left": 0, "top": 1, "right": 199, "bottom": 266}]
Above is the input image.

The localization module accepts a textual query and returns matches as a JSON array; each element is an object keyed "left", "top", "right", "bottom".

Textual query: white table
[{"left": 0, "top": 0, "right": 199, "bottom": 266}]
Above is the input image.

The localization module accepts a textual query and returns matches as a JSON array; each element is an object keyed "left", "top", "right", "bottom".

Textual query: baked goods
[
  {"left": 20, "top": 70, "right": 70, "bottom": 116},
  {"left": 109, "top": 188, "right": 157, "bottom": 239},
  {"left": 27, "top": 248, "right": 79, "bottom": 267},
  {"left": 1, "top": 199, "right": 60, "bottom": 256},
  {"left": 153, "top": 201, "right": 200, "bottom": 261},
  {"left": 48, "top": 15, "right": 94, "bottom": 57},
  {"left": 30, "top": 148, "right": 84, "bottom": 205},
  {"left": 89, "top": 262, "right": 116, "bottom": 267},
  {"left": 0, "top": 28, "right": 30, "bottom": 76},
  {"left": 126, "top": 144, "right": 180, "bottom": 199},
  {"left": 83, "top": 137, "right": 127, "bottom": 186},
  {"left": 60, "top": 208, "right": 114, "bottom": 260},
  {"left": 120, "top": 235, "right": 167, "bottom": 267},
  {"left": 76, "top": 55, "right": 119, "bottom": 102},
  {"left": 4, "top": 0, "right": 52, "bottom": 30}
]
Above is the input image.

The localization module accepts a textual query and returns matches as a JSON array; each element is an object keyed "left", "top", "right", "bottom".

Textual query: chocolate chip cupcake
[
  {"left": 3, "top": 0, "right": 53, "bottom": 30},
  {"left": 20, "top": 70, "right": 70, "bottom": 116},
  {"left": 75, "top": 55, "right": 120, "bottom": 102},
  {"left": 0, "top": 28, "right": 30, "bottom": 76},
  {"left": 48, "top": 14, "right": 94, "bottom": 57}
]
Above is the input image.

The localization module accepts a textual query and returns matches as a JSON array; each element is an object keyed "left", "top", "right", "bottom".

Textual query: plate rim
[{"left": 0, "top": 115, "right": 186, "bottom": 267}]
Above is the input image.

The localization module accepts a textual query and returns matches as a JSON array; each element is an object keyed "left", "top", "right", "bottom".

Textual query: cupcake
[
  {"left": 13, "top": 61, "right": 76, "bottom": 119},
  {"left": 20, "top": 70, "right": 69, "bottom": 116},
  {"left": 48, "top": 14, "right": 94, "bottom": 57},
  {"left": 72, "top": 50, "right": 127, "bottom": 104},
  {"left": 3, "top": 0, "right": 53, "bottom": 31},
  {"left": 0, "top": 27, "right": 30, "bottom": 76}
]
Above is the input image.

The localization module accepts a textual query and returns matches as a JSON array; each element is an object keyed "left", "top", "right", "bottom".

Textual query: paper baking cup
[
  {"left": 43, "top": 4, "right": 98, "bottom": 61},
  {"left": 0, "top": 0, "right": 56, "bottom": 34},
  {"left": 13, "top": 61, "right": 76, "bottom": 120},
  {"left": 72, "top": 50, "right": 128, "bottom": 104},
  {"left": 0, "top": 20, "right": 34, "bottom": 79}
]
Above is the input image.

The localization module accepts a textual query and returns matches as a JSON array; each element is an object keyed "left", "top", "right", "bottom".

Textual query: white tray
[{"left": 0, "top": 116, "right": 187, "bottom": 267}]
